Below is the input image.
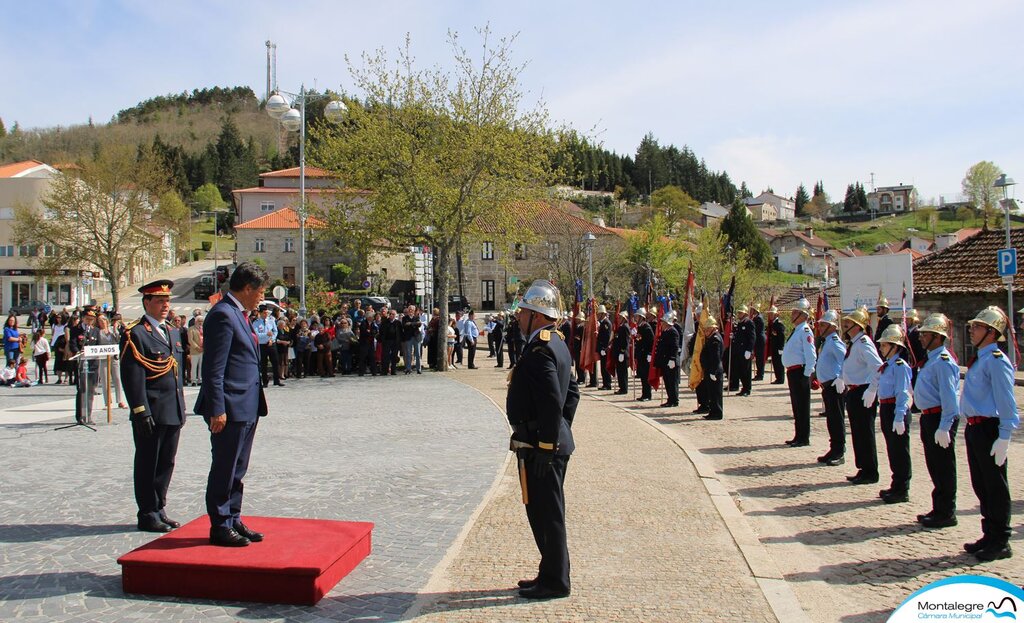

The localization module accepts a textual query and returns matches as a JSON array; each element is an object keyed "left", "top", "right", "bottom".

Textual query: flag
[
  {"left": 581, "top": 298, "right": 600, "bottom": 370},
  {"left": 606, "top": 301, "right": 621, "bottom": 374},
  {"left": 720, "top": 276, "right": 735, "bottom": 350},
  {"left": 680, "top": 264, "right": 695, "bottom": 361},
  {"left": 762, "top": 293, "right": 775, "bottom": 364},
  {"left": 208, "top": 291, "right": 223, "bottom": 306},
  {"left": 901, "top": 282, "right": 917, "bottom": 368},
  {"left": 648, "top": 297, "right": 665, "bottom": 390},
  {"left": 569, "top": 299, "right": 579, "bottom": 364},
  {"left": 689, "top": 298, "right": 708, "bottom": 391},
  {"left": 574, "top": 279, "right": 584, "bottom": 303}
]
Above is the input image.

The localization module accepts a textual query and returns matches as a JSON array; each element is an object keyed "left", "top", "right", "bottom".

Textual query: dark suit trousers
[
  {"left": 600, "top": 355, "right": 612, "bottom": 389},
  {"left": 662, "top": 366, "right": 679, "bottom": 404},
  {"left": 786, "top": 369, "right": 811, "bottom": 442},
  {"left": 706, "top": 373, "right": 724, "bottom": 419},
  {"left": 259, "top": 344, "right": 280, "bottom": 385},
  {"left": 133, "top": 422, "right": 182, "bottom": 522},
  {"left": 920, "top": 413, "right": 958, "bottom": 516},
  {"left": 524, "top": 454, "right": 571, "bottom": 593},
  {"left": 879, "top": 403, "right": 912, "bottom": 493},
  {"left": 822, "top": 381, "right": 846, "bottom": 457},
  {"left": 467, "top": 339, "right": 476, "bottom": 368},
  {"left": 206, "top": 419, "right": 258, "bottom": 530},
  {"left": 637, "top": 360, "right": 652, "bottom": 398},
  {"left": 846, "top": 386, "right": 879, "bottom": 479},
  {"left": 615, "top": 359, "right": 629, "bottom": 392},
  {"left": 75, "top": 365, "right": 97, "bottom": 422},
  {"left": 770, "top": 352, "right": 783, "bottom": 383},
  {"left": 494, "top": 336, "right": 505, "bottom": 367},
  {"left": 754, "top": 345, "right": 766, "bottom": 378},
  {"left": 965, "top": 418, "right": 1011, "bottom": 543}
]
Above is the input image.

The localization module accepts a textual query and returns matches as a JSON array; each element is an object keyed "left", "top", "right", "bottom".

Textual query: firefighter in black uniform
[
  {"left": 751, "top": 302, "right": 767, "bottom": 381},
  {"left": 701, "top": 315, "right": 724, "bottom": 420},
  {"left": 74, "top": 307, "right": 101, "bottom": 424},
  {"left": 905, "top": 309, "right": 926, "bottom": 412},
  {"left": 656, "top": 312, "right": 680, "bottom": 407},
  {"left": 635, "top": 309, "right": 655, "bottom": 401},
  {"left": 730, "top": 305, "right": 755, "bottom": 396},
  {"left": 595, "top": 306, "right": 612, "bottom": 390},
  {"left": 874, "top": 294, "right": 894, "bottom": 346},
  {"left": 120, "top": 280, "right": 186, "bottom": 533},
  {"left": 506, "top": 280, "right": 579, "bottom": 599},
  {"left": 767, "top": 305, "right": 785, "bottom": 384},
  {"left": 612, "top": 310, "right": 630, "bottom": 394}
]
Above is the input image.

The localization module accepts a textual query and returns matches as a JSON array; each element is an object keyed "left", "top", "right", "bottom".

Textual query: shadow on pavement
[
  {"left": 0, "top": 523, "right": 132, "bottom": 543},
  {"left": 719, "top": 461, "right": 821, "bottom": 477},
  {"left": 701, "top": 444, "right": 781, "bottom": 455},
  {"left": 0, "top": 571, "right": 121, "bottom": 599},
  {"left": 760, "top": 522, "right": 923, "bottom": 546},
  {"left": 736, "top": 479, "right": 853, "bottom": 499},
  {"left": 746, "top": 498, "right": 873, "bottom": 517},
  {"left": 784, "top": 553, "right": 976, "bottom": 585},
  {"left": 840, "top": 609, "right": 895, "bottom": 623}
]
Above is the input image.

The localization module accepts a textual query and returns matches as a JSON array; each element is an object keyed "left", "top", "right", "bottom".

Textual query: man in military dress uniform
[
  {"left": 751, "top": 303, "right": 767, "bottom": 381},
  {"left": 960, "top": 306, "right": 1018, "bottom": 561},
  {"left": 730, "top": 305, "right": 755, "bottom": 395},
  {"left": 506, "top": 280, "right": 579, "bottom": 599},
  {"left": 873, "top": 294, "right": 893, "bottom": 346},
  {"left": 120, "top": 280, "right": 186, "bottom": 533},
  {"left": 635, "top": 309, "right": 655, "bottom": 401},
  {"left": 612, "top": 310, "right": 630, "bottom": 394},
  {"left": 781, "top": 299, "right": 816, "bottom": 446},
  {"left": 595, "top": 306, "right": 613, "bottom": 390},
  {"left": 656, "top": 312, "right": 680, "bottom": 407},
  {"left": 700, "top": 315, "right": 724, "bottom": 420},
  {"left": 74, "top": 307, "right": 101, "bottom": 424},
  {"left": 767, "top": 306, "right": 786, "bottom": 384},
  {"left": 913, "top": 313, "right": 960, "bottom": 528}
]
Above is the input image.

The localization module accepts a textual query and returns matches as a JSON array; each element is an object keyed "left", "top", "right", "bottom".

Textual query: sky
[{"left": 2, "top": 0, "right": 1022, "bottom": 203}]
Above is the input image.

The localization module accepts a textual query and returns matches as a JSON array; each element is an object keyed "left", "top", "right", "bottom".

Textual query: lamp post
[
  {"left": 267, "top": 88, "right": 346, "bottom": 317},
  {"left": 994, "top": 173, "right": 1017, "bottom": 366},
  {"left": 583, "top": 231, "right": 596, "bottom": 299}
]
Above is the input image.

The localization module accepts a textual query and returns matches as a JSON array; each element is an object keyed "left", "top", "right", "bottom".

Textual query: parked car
[
  {"left": 9, "top": 300, "right": 48, "bottom": 316},
  {"left": 193, "top": 276, "right": 217, "bottom": 300},
  {"left": 349, "top": 296, "right": 391, "bottom": 314},
  {"left": 214, "top": 264, "right": 233, "bottom": 284},
  {"left": 448, "top": 295, "right": 472, "bottom": 313}
]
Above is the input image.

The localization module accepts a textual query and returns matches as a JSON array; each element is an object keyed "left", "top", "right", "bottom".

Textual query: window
[
  {"left": 514, "top": 243, "right": 527, "bottom": 260},
  {"left": 482, "top": 241, "right": 494, "bottom": 260},
  {"left": 0, "top": 246, "right": 12, "bottom": 257},
  {"left": 481, "top": 280, "right": 495, "bottom": 310},
  {"left": 254, "top": 238, "right": 265, "bottom": 252},
  {"left": 43, "top": 245, "right": 55, "bottom": 257},
  {"left": 548, "top": 242, "right": 559, "bottom": 260},
  {"left": 0, "top": 208, "right": 14, "bottom": 219},
  {"left": 18, "top": 245, "right": 36, "bottom": 257},
  {"left": 260, "top": 201, "right": 275, "bottom": 212},
  {"left": 284, "top": 237, "right": 295, "bottom": 253}
]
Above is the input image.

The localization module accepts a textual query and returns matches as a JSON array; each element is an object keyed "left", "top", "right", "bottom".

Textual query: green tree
[
  {"left": 13, "top": 145, "right": 169, "bottom": 310},
  {"left": 156, "top": 191, "right": 191, "bottom": 260},
  {"left": 193, "top": 182, "right": 228, "bottom": 214},
  {"left": 720, "top": 200, "right": 773, "bottom": 270},
  {"left": 794, "top": 183, "right": 809, "bottom": 217},
  {"left": 0, "top": 117, "right": 6, "bottom": 138},
  {"left": 624, "top": 214, "right": 688, "bottom": 292},
  {"left": 312, "top": 28, "right": 556, "bottom": 370},
  {"left": 843, "top": 184, "right": 857, "bottom": 212},
  {"left": 650, "top": 185, "right": 700, "bottom": 232},
  {"left": 739, "top": 181, "right": 752, "bottom": 198},
  {"left": 214, "top": 117, "right": 258, "bottom": 199},
  {"left": 856, "top": 182, "right": 868, "bottom": 210},
  {"left": 690, "top": 224, "right": 757, "bottom": 308},
  {"left": 962, "top": 161, "right": 1003, "bottom": 224}
]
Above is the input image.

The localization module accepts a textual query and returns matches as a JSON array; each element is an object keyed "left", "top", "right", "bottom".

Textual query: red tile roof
[
  {"left": 232, "top": 186, "right": 370, "bottom": 195},
  {"left": 0, "top": 160, "right": 51, "bottom": 178},
  {"left": 776, "top": 284, "right": 840, "bottom": 307},
  {"left": 914, "top": 227, "right": 1024, "bottom": 294},
  {"left": 477, "top": 201, "right": 612, "bottom": 237},
  {"left": 234, "top": 207, "right": 326, "bottom": 230},
  {"left": 260, "top": 166, "right": 332, "bottom": 178}
]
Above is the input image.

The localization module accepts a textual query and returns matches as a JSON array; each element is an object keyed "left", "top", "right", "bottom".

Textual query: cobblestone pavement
[
  {"left": 0, "top": 373, "right": 508, "bottom": 622},
  {"left": 410, "top": 366, "right": 779, "bottom": 623},
  {"left": 612, "top": 375, "right": 1023, "bottom": 623}
]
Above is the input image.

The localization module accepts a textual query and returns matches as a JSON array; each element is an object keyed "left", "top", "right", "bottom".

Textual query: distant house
[
  {"left": 933, "top": 227, "right": 982, "bottom": 251},
  {"left": 745, "top": 191, "right": 796, "bottom": 221},
  {"left": 867, "top": 184, "right": 918, "bottom": 214},
  {"left": 745, "top": 201, "right": 777, "bottom": 222},
  {"left": 874, "top": 236, "right": 933, "bottom": 258},
  {"left": 231, "top": 166, "right": 370, "bottom": 225},
  {"left": 760, "top": 227, "right": 832, "bottom": 256},
  {"left": 777, "top": 247, "right": 829, "bottom": 275},
  {"left": 697, "top": 202, "right": 729, "bottom": 227}
]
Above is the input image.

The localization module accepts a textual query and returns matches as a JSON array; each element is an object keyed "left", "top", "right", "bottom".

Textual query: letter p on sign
[{"left": 997, "top": 248, "right": 1017, "bottom": 277}]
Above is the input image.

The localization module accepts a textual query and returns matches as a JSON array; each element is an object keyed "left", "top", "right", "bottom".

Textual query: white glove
[
  {"left": 893, "top": 420, "right": 906, "bottom": 436},
  {"left": 646, "top": 355, "right": 651, "bottom": 363},
  {"left": 618, "top": 354, "right": 624, "bottom": 363},
  {"left": 777, "top": 350, "right": 783, "bottom": 355},
  {"left": 600, "top": 350, "right": 606, "bottom": 356},
  {"left": 863, "top": 390, "right": 876, "bottom": 408},
  {"left": 710, "top": 374, "right": 718, "bottom": 382},
  {"left": 834, "top": 378, "right": 846, "bottom": 393},
  {"left": 744, "top": 351, "right": 751, "bottom": 360},
  {"left": 668, "top": 360, "right": 676, "bottom": 369},
  {"left": 934, "top": 428, "right": 951, "bottom": 449},
  {"left": 991, "top": 438, "right": 1010, "bottom": 467}
]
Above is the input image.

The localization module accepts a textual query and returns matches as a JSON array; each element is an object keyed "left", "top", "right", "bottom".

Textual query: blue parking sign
[{"left": 997, "top": 248, "right": 1017, "bottom": 277}]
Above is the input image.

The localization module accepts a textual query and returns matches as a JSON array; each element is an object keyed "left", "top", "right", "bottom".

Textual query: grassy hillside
[{"left": 812, "top": 211, "right": 988, "bottom": 251}]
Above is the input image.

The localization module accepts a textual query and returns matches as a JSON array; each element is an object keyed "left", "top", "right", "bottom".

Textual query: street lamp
[
  {"left": 266, "top": 87, "right": 346, "bottom": 316},
  {"left": 583, "top": 231, "right": 597, "bottom": 299},
  {"left": 994, "top": 173, "right": 1017, "bottom": 366}
]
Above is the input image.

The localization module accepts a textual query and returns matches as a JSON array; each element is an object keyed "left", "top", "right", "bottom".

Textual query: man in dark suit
[
  {"left": 635, "top": 309, "right": 655, "bottom": 401},
  {"left": 74, "top": 307, "right": 101, "bottom": 424},
  {"left": 701, "top": 315, "right": 725, "bottom": 420},
  {"left": 506, "top": 280, "right": 579, "bottom": 600},
  {"left": 751, "top": 303, "right": 767, "bottom": 381},
  {"left": 612, "top": 310, "right": 630, "bottom": 394},
  {"left": 595, "top": 306, "right": 612, "bottom": 390},
  {"left": 656, "top": 313, "right": 680, "bottom": 407},
  {"left": 492, "top": 313, "right": 505, "bottom": 368},
  {"left": 195, "top": 262, "right": 270, "bottom": 547},
  {"left": 121, "top": 280, "right": 186, "bottom": 533},
  {"left": 767, "top": 306, "right": 786, "bottom": 384},
  {"left": 730, "top": 305, "right": 755, "bottom": 396},
  {"left": 874, "top": 295, "right": 893, "bottom": 346}
]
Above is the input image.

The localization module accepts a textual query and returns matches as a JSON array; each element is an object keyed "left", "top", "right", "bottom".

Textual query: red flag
[
  {"left": 648, "top": 299, "right": 663, "bottom": 390},
  {"left": 208, "top": 291, "right": 223, "bottom": 306},
  {"left": 581, "top": 298, "right": 599, "bottom": 370},
  {"left": 763, "top": 293, "right": 776, "bottom": 363},
  {"left": 901, "top": 283, "right": 918, "bottom": 368}
]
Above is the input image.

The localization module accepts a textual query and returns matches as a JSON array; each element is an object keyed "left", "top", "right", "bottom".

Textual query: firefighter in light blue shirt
[
  {"left": 872, "top": 324, "right": 913, "bottom": 504},
  {"left": 781, "top": 298, "right": 816, "bottom": 446},
  {"left": 814, "top": 310, "right": 846, "bottom": 465},
  {"left": 960, "top": 306, "right": 1019, "bottom": 562},
  {"left": 912, "top": 313, "right": 960, "bottom": 529},
  {"left": 840, "top": 306, "right": 884, "bottom": 485}
]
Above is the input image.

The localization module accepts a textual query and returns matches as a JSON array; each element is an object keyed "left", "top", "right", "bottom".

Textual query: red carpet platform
[{"left": 118, "top": 516, "right": 373, "bottom": 605}]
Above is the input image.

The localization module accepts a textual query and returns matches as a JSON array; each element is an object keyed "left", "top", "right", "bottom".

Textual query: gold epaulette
[
  {"left": 539, "top": 330, "right": 551, "bottom": 341},
  {"left": 555, "top": 330, "right": 564, "bottom": 339},
  {"left": 940, "top": 353, "right": 950, "bottom": 361},
  {"left": 124, "top": 319, "right": 141, "bottom": 331},
  {"left": 895, "top": 359, "right": 905, "bottom": 366},
  {"left": 994, "top": 350, "right": 1004, "bottom": 358}
]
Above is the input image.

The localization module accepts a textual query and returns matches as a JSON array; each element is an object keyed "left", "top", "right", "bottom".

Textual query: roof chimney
[
  {"left": 805, "top": 227, "right": 814, "bottom": 238},
  {"left": 592, "top": 216, "right": 606, "bottom": 228}
]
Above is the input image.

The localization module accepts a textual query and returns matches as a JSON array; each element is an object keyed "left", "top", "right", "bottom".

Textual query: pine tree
[
  {"left": 0, "top": 117, "right": 6, "bottom": 138},
  {"left": 843, "top": 184, "right": 857, "bottom": 213},
  {"left": 739, "top": 181, "right": 752, "bottom": 199},
  {"left": 856, "top": 182, "right": 868, "bottom": 210},
  {"left": 720, "top": 199, "right": 773, "bottom": 270},
  {"left": 813, "top": 181, "right": 824, "bottom": 197},
  {"left": 795, "top": 183, "right": 810, "bottom": 216}
]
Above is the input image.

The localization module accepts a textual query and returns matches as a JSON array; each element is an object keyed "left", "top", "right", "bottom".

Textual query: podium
[{"left": 56, "top": 343, "right": 119, "bottom": 431}]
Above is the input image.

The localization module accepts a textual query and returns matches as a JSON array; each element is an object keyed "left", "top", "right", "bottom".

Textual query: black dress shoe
[
  {"left": 881, "top": 490, "right": 909, "bottom": 504},
  {"left": 637, "top": 396, "right": 651, "bottom": 402},
  {"left": 737, "top": 391, "right": 750, "bottom": 397},
  {"left": 703, "top": 414, "right": 723, "bottom": 420},
  {"left": 878, "top": 488, "right": 892, "bottom": 499},
  {"left": 518, "top": 585, "right": 570, "bottom": 600},
  {"left": 789, "top": 440, "right": 810, "bottom": 448},
  {"left": 517, "top": 577, "right": 538, "bottom": 589},
  {"left": 693, "top": 406, "right": 709, "bottom": 414},
  {"left": 825, "top": 455, "right": 845, "bottom": 466},
  {"left": 964, "top": 537, "right": 991, "bottom": 554},
  {"left": 159, "top": 514, "right": 181, "bottom": 529},
  {"left": 235, "top": 522, "right": 264, "bottom": 542},
  {"left": 849, "top": 474, "right": 879, "bottom": 485},
  {"left": 816, "top": 453, "right": 832, "bottom": 463},
  {"left": 614, "top": 390, "right": 628, "bottom": 395},
  {"left": 274, "top": 382, "right": 285, "bottom": 387},
  {"left": 210, "top": 527, "right": 251, "bottom": 547},
  {"left": 846, "top": 472, "right": 863, "bottom": 482},
  {"left": 785, "top": 439, "right": 798, "bottom": 445},
  {"left": 138, "top": 517, "right": 173, "bottom": 533},
  {"left": 975, "top": 542, "right": 1012, "bottom": 562},
  {"left": 920, "top": 514, "right": 957, "bottom": 528}
]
